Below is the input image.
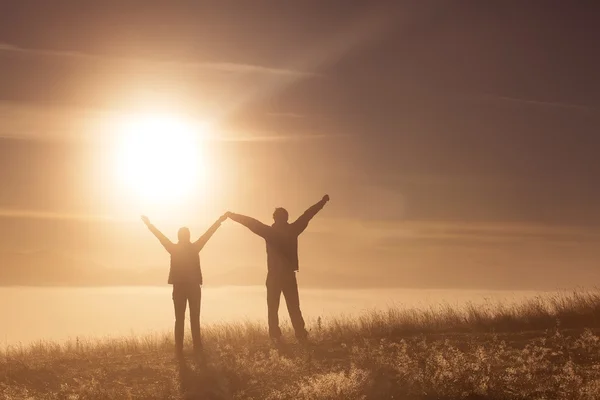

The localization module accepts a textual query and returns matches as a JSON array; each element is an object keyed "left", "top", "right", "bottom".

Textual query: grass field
[{"left": 3, "top": 291, "right": 600, "bottom": 399}]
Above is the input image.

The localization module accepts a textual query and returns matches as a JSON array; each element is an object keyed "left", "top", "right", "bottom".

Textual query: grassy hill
[{"left": 3, "top": 291, "right": 600, "bottom": 399}]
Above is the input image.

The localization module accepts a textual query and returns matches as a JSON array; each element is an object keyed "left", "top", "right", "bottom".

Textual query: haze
[{"left": 1, "top": 2, "right": 599, "bottom": 291}]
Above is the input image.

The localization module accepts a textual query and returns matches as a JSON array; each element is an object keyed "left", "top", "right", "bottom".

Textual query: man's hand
[
  {"left": 322, "top": 194, "right": 330, "bottom": 203},
  {"left": 141, "top": 215, "right": 151, "bottom": 226},
  {"left": 224, "top": 211, "right": 233, "bottom": 219}
]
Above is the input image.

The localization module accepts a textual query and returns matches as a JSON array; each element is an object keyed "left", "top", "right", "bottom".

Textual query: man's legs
[
  {"left": 188, "top": 284, "right": 202, "bottom": 351},
  {"left": 266, "top": 273, "right": 283, "bottom": 339},
  {"left": 172, "top": 285, "right": 187, "bottom": 354},
  {"left": 281, "top": 272, "right": 307, "bottom": 341}
]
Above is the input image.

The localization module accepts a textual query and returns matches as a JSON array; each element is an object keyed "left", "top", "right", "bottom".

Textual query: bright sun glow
[{"left": 114, "top": 114, "right": 208, "bottom": 206}]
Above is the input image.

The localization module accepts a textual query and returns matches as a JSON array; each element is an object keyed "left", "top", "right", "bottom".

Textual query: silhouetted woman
[{"left": 141, "top": 214, "right": 226, "bottom": 356}]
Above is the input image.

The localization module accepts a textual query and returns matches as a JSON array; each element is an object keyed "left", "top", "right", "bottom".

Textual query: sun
[{"left": 114, "top": 113, "right": 208, "bottom": 206}]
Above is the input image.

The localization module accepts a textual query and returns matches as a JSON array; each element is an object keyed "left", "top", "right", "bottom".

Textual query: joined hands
[{"left": 142, "top": 196, "right": 328, "bottom": 228}]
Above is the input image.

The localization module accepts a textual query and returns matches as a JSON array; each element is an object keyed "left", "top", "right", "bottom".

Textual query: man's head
[
  {"left": 273, "top": 207, "right": 289, "bottom": 224},
  {"left": 178, "top": 227, "right": 191, "bottom": 243}
]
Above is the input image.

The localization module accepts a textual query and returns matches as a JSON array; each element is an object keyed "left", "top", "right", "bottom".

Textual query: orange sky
[{"left": 0, "top": 2, "right": 599, "bottom": 289}]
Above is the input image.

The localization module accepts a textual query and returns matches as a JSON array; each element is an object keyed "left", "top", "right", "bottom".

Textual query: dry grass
[{"left": 3, "top": 291, "right": 600, "bottom": 399}]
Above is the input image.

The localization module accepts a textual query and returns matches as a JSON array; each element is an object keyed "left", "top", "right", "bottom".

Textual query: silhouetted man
[
  {"left": 141, "top": 214, "right": 226, "bottom": 355},
  {"left": 226, "top": 195, "right": 330, "bottom": 343}
]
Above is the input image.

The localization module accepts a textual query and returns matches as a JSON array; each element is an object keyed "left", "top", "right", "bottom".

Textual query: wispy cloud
[
  {"left": 0, "top": 208, "right": 115, "bottom": 222},
  {"left": 479, "top": 93, "right": 596, "bottom": 112},
  {"left": 314, "top": 218, "right": 600, "bottom": 247},
  {"left": 0, "top": 43, "right": 317, "bottom": 77},
  {"left": 265, "top": 112, "right": 312, "bottom": 120},
  {"left": 0, "top": 101, "right": 350, "bottom": 143},
  {"left": 214, "top": 132, "right": 353, "bottom": 142}
]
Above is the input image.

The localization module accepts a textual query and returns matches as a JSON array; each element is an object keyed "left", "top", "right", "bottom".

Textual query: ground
[{"left": 3, "top": 291, "right": 600, "bottom": 399}]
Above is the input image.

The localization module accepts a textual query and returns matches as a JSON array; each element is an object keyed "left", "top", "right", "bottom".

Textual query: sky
[{"left": 0, "top": 1, "right": 599, "bottom": 289}]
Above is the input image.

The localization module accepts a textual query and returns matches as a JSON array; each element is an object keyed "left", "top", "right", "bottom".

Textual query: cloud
[
  {"left": 0, "top": 101, "right": 113, "bottom": 141},
  {"left": 0, "top": 101, "right": 351, "bottom": 143},
  {"left": 0, "top": 208, "right": 115, "bottom": 222},
  {"left": 478, "top": 93, "right": 595, "bottom": 112},
  {"left": 265, "top": 112, "right": 312, "bottom": 120},
  {"left": 314, "top": 218, "right": 600, "bottom": 248},
  {"left": 0, "top": 249, "right": 166, "bottom": 286},
  {"left": 214, "top": 131, "right": 353, "bottom": 142},
  {"left": 0, "top": 43, "right": 318, "bottom": 77}
]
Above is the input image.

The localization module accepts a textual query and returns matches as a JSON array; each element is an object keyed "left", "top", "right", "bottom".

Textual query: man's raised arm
[
  {"left": 226, "top": 212, "right": 272, "bottom": 239},
  {"left": 292, "top": 195, "right": 330, "bottom": 234},
  {"left": 141, "top": 215, "right": 175, "bottom": 253},
  {"left": 194, "top": 214, "right": 227, "bottom": 251}
]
